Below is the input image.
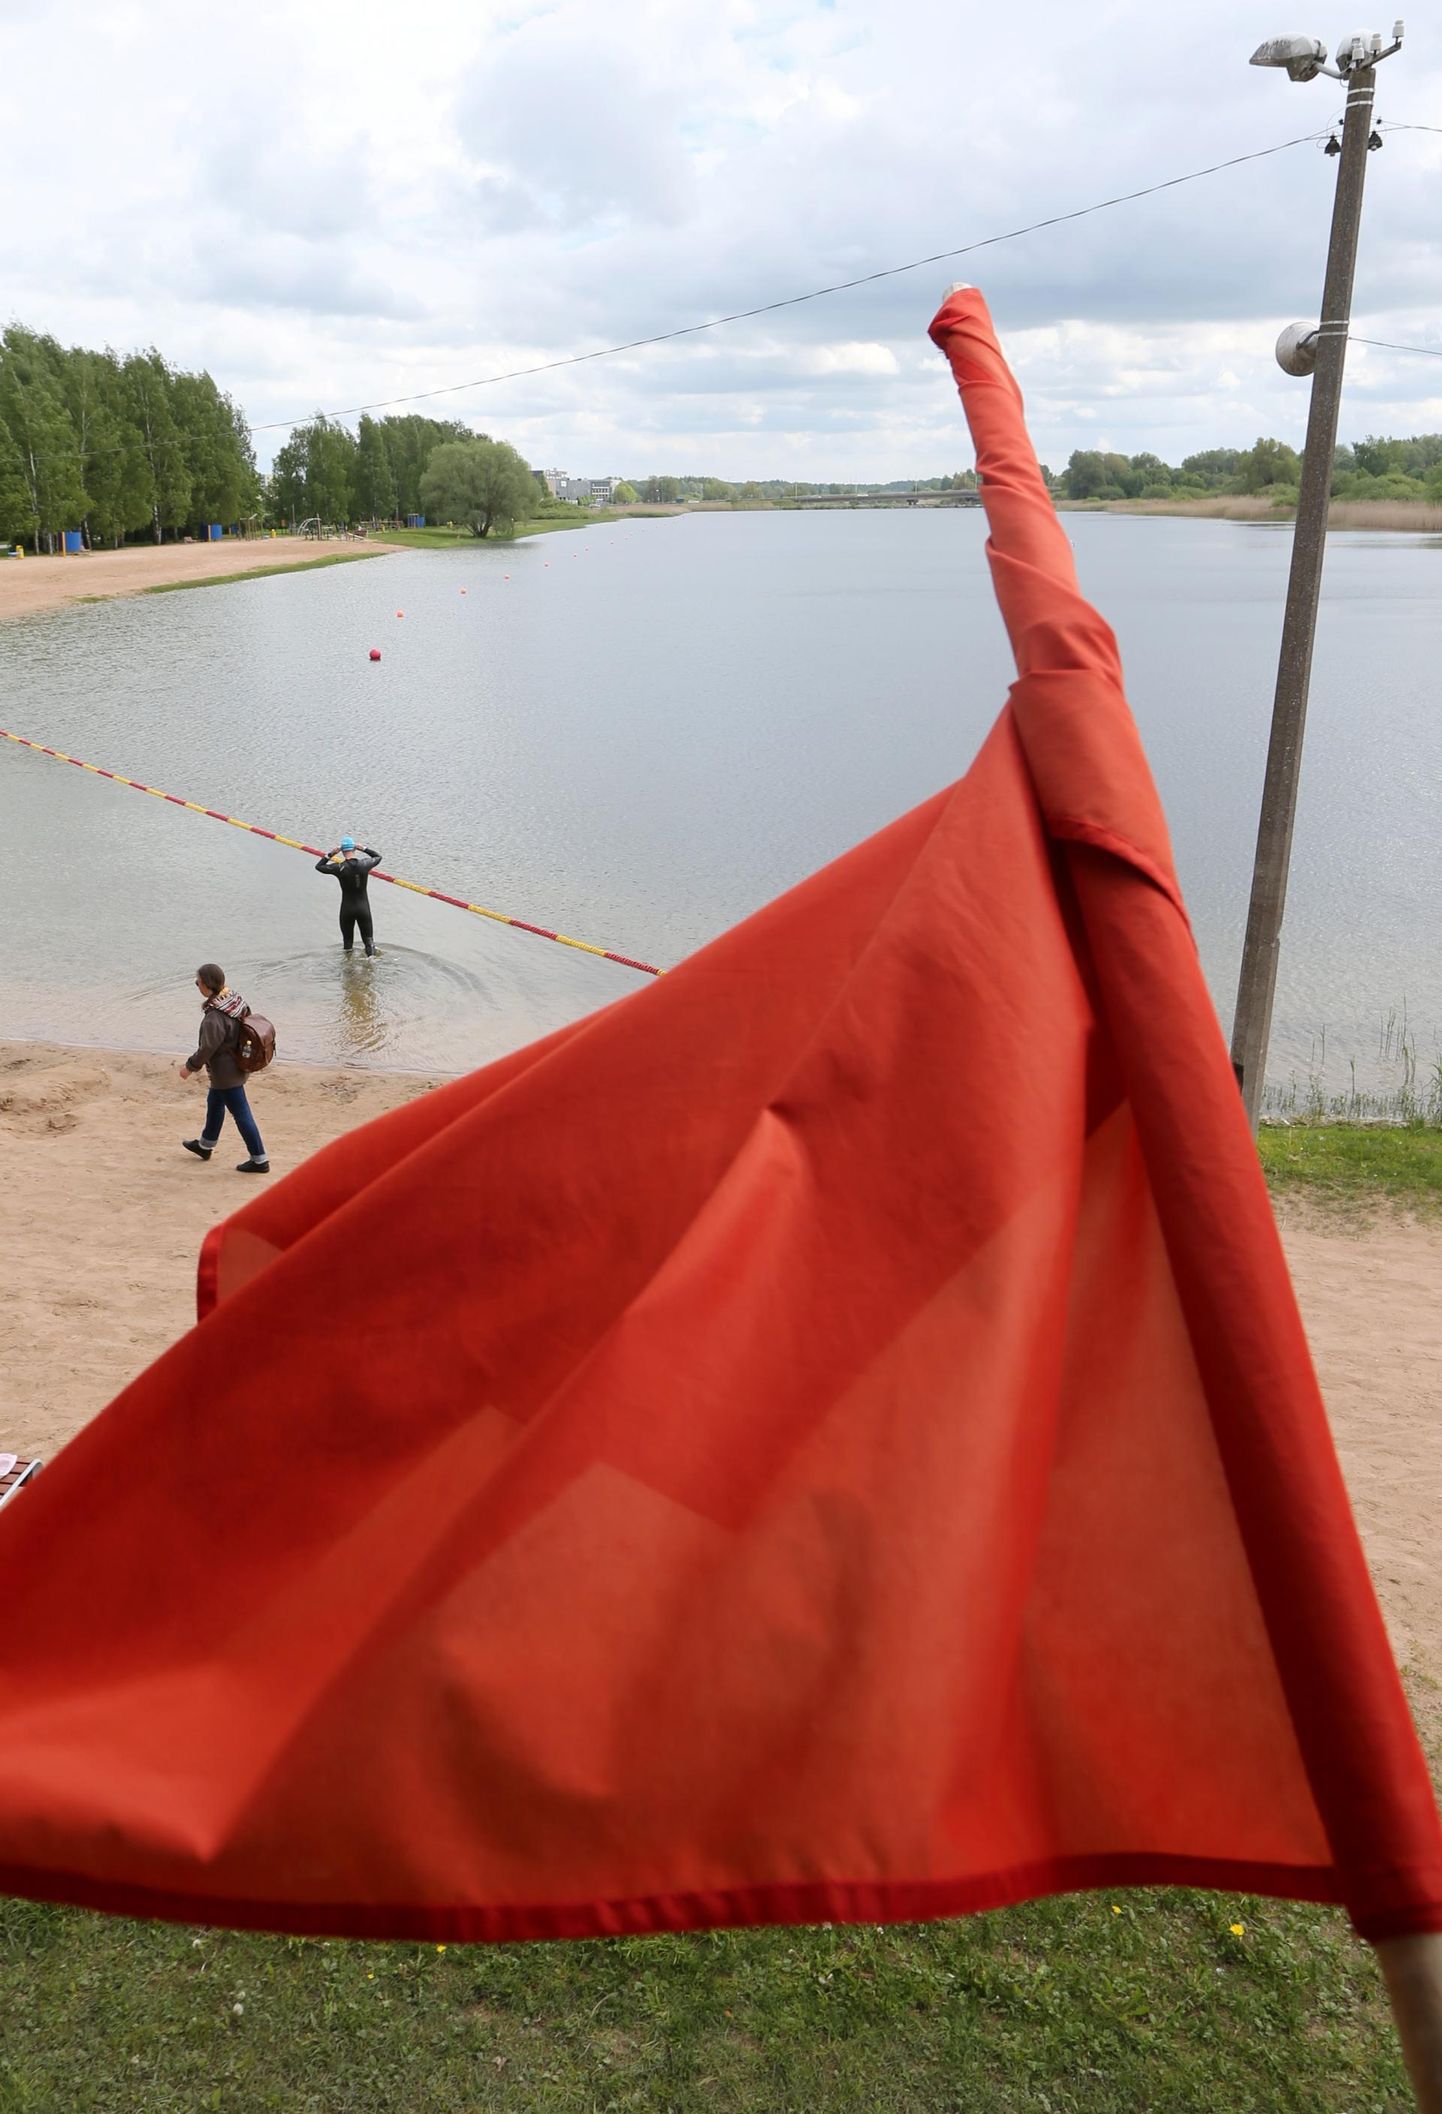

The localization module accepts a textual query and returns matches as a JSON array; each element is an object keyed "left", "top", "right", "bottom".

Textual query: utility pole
[
  {"left": 1229, "top": 24, "right": 1403, "bottom": 1129},
  {"left": 1233, "top": 54, "right": 1442, "bottom": 2114}
]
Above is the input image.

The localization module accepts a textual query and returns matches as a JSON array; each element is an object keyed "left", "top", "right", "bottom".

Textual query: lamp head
[
  {"left": 1249, "top": 33, "right": 1328, "bottom": 78},
  {"left": 1276, "top": 323, "right": 1320, "bottom": 376}
]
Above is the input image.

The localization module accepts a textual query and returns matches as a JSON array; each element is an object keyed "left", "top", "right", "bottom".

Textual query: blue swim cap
[{"left": 340, "top": 836, "right": 356, "bottom": 851}]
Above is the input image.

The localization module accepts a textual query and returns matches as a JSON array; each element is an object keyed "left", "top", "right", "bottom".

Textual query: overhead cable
[
  {"left": 246, "top": 131, "right": 1329, "bottom": 432},
  {"left": 1349, "top": 337, "right": 1442, "bottom": 357}
]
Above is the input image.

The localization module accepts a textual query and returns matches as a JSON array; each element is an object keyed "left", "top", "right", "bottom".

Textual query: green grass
[
  {"left": 379, "top": 524, "right": 489, "bottom": 549},
  {"left": 1259, "top": 1122, "right": 1442, "bottom": 1212},
  {"left": 142, "top": 551, "right": 391, "bottom": 595},
  {"left": 380, "top": 511, "right": 620, "bottom": 550},
  {"left": 0, "top": 1889, "right": 1408, "bottom": 2112}
]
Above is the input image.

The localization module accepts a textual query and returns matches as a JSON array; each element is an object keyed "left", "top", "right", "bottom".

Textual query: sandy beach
[
  {"left": 0, "top": 1043, "right": 439, "bottom": 1457},
  {"left": 0, "top": 536, "right": 406, "bottom": 622},
  {"left": 2, "top": 1035, "right": 1438, "bottom": 1714}
]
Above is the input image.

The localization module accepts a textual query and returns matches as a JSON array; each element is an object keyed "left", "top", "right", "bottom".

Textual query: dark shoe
[
  {"left": 183, "top": 1139, "right": 214, "bottom": 1160},
  {"left": 364, "top": 946, "right": 376, "bottom": 957},
  {"left": 236, "top": 1157, "right": 270, "bottom": 1174}
]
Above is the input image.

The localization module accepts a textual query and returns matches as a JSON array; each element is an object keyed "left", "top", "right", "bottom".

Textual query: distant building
[{"left": 541, "top": 473, "right": 617, "bottom": 506}]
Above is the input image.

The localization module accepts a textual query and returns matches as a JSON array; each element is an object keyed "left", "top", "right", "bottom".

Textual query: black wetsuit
[{"left": 317, "top": 848, "right": 381, "bottom": 953}]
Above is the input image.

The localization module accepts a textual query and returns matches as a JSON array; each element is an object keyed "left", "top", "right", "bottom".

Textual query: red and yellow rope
[{"left": 0, "top": 726, "right": 661, "bottom": 978}]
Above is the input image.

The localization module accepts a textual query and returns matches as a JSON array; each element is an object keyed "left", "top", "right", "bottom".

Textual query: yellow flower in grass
[{"left": 1230, "top": 1923, "right": 1246, "bottom": 1937}]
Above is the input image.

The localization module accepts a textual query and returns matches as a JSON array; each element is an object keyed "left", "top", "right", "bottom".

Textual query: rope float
[{"left": 0, "top": 726, "right": 662, "bottom": 978}]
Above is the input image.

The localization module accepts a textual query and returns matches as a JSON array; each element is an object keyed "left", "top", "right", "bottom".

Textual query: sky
[{"left": 2, "top": 0, "right": 1438, "bottom": 480}]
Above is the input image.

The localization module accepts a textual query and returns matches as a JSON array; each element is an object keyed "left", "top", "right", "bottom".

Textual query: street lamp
[
  {"left": 1227, "top": 19, "right": 1403, "bottom": 1133},
  {"left": 1249, "top": 33, "right": 1333, "bottom": 79},
  {"left": 1248, "top": 22, "right": 1403, "bottom": 77}
]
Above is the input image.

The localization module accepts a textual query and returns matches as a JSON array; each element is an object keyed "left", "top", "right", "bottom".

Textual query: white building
[{"left": 542, "top": 474, "right": 619, "bottom": 506}]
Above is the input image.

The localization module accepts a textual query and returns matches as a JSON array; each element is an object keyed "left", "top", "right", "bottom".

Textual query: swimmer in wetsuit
[{"left": 317, "top": 836, "right": 382, "bottom": 955}]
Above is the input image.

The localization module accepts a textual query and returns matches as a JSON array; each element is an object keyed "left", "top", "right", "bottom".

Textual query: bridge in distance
[{"left": 791, "top": 489, "right": 982, "bottom": 508}]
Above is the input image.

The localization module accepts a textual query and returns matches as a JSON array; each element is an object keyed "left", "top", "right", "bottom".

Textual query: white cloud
[
  {"left": 2, "top": 0, "right": 1439, "bottom": 477},
  {"left": 797, "top": 342, "right": 901, "bottom": 377}
]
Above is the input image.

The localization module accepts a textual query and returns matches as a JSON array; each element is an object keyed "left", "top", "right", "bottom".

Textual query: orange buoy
[
  {"left": 369, "top": 649, "right": 381, "bottom": 662},
  {"left": 396, "top": 610, "right": 404, "bottom": 618}
]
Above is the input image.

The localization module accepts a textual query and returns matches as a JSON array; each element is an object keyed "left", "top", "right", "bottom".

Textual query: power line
[
  {"left": 7, "top": 126, "right": 1328, "bottom": 470},
  {"left": 1350, "top": 336, "right": 1442, "bottom": 357},
  {"left": 247, "top": 130, "right": 1329, "bottom": 433},
  {"left": 15, "top": 121, "right": 1434, "bottom": 480}
]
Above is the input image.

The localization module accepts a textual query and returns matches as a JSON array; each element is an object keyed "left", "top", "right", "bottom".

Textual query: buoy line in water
[{"left": 0, "top": 726, "right": 662, "bottom": 979}]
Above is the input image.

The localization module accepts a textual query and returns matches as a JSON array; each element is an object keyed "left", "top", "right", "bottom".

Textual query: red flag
[{"left": 0, "top": 289, "right": 1437, "bottom": 1946}]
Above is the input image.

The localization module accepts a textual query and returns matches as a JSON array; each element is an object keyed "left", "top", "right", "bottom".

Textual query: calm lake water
[{"left": 2, "top": 511, "right": 1438, "bottom": 1106}]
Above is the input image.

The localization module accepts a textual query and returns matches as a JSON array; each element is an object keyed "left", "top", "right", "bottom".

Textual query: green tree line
[
  {"left": 613, "top": 472, "right": 979, "bottom": 503},
  {"left": 9, "top": 318, "right": 1438, "bottom": 549},
  {"left": 0, "top": 325, "right": 259, "bottom": 551},
  {"left": 1058, "top": 432, "right": 1442, "bottom": 503},
  {"left": 267, "top": 413, "right": 493, "bottom": 527}
]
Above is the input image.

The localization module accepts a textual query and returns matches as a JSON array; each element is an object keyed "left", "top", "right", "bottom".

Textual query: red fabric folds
[{"left": 0, "top": 288, "right": 1437, "bottom": 1946}]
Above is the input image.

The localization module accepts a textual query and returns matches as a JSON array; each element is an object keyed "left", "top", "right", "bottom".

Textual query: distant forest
[
  {"left": 4, "top": 322, "right": 1441, "bottom": 550},
  {"left": 1054, "top": 434, "right": 1442, "bottom": 504}
]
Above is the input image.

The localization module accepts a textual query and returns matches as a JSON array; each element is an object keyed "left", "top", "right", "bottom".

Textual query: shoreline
[
  {"left": 1055, "top": 494, "right": 1442, "bottom": 531},
  {"left": 5, "top": 1025, "right": 1438, "bottom": 1150},
  {"left": 5, "top": 1029, "right": 1437, "bottom": 1141},
  {"left": 0, "top": 511, "right": 679, "bottom": 622},
  {"left": 0, "top": 1028, "right": 465, "bottom": 1082},
  {"left": 5, "top": 496, "right": 1433, "bottom": 635},
  {"left": 0, "top": 535, "right": 409, "bottom": 624}
]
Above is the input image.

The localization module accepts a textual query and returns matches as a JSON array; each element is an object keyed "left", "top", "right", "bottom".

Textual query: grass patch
[
  {"left": 142, "top": 551, "right": 390, "bottom": 594},
  {"left": 1259, "top": 1121, "right": 1442, "bottom": 1211},
  {"left": 0, "top": 1889, "right": 1406, "bottom": 2111},
  {"left": 379, "top": 525, "right": 490, "bottom": 549},
  {"left": 383, "top": 508, "right": 696, "bottom": 551},
  {"left": 380, "top": 511, "right": 622, "bottom": 550}
]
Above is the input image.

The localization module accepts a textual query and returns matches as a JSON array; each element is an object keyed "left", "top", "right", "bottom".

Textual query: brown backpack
[{"left": 231, "top": 1008, "right": 277, "bottom": 1075}]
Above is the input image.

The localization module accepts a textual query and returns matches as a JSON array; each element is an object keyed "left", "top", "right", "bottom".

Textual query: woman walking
[{"left": 178, "top": 963, "right": 270, "bottom": 1173}]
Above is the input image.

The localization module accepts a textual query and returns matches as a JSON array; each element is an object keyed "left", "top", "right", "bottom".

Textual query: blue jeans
[{"left": 202, "top": 1085, "right": 265, "bottom": 1160}]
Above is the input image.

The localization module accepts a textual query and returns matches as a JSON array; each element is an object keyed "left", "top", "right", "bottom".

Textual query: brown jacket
[{"left": 187, "top": 1001, "right": 245, "bottom": 1089}]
